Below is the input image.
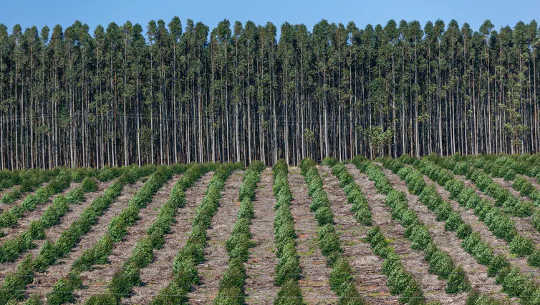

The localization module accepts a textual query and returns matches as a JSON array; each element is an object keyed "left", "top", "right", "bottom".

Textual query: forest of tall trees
[{"left": 0, "top": 18, "right": 538, "bottom": 169}]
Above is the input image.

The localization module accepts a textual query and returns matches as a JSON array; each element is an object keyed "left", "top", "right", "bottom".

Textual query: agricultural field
[{"left": 0, "top": 154, "right": 538, "bottom": 305}]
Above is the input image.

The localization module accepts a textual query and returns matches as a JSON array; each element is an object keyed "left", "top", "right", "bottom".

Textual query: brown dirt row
[
  {"left": 345, "top": 164, "right": 463, "bottom": 305},
  {"left": 25, "top": 180, "right": 145, "bottom": 303},
  {"left": 379, "top": 166, "right": 515, "bottom": 304},
  {"left": 0, "top": 181, "right": 104, "bottom": 283},
  {"left": 187, "top": 171, "right": 245, "bottom": 305},
  {"left": 244, "top": 168, "right": 280, "bottom": 305},
  {"left": 123, "top": 171, "right": 214, "bottom": 304},
  {"left": 452, "top": 174, "right": 540, "bottom": 246},
  {"left": 287, "top": 168, "right": 338, "bottom": 305},
  {"left": 0, "top": 181, "right": 75, "bottom": 244},
  {"left": 318, "top": 165, "right": 399, "bottom": 305},
  {"left": 74, "top": 175, "right": 182, "bottom": 304},
  {"left": 417, "top": 170, "right": 539, "bottom": 285}
]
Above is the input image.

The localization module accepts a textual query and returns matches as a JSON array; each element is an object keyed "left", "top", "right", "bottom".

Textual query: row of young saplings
[
  {"left": 418, "top": 156, "right": 540, "bottom": 266},
  {"left": 0, "top": 167, "right": 130, "bottom": 264},
  {"left": 468, "top": 154, "right": 540, "bottom": 185},
  {"left": 1, "top": 169, "right": 56, "bottom": 205},
  {"left": 431, "top": 155, "right": 540, "bottom": 232},
  {"left": 0, "top": 165, "right": 156, "bottom": 305},
  {"left": 329, "top": 156, "right": 537, "bottom": 305},
  {"left": 344, "top": 157, "right": 468, "bottom": 305},
  {"left": 469, "top": 155, "right": 540, "bottom": 206},
  {"left": 3, "top": 157, "right": 539, "bottom": 305},
  {"left": 0, "top": 167, "right": 125, "bottom": 230},
  {"left": 148, "top": 163, "right": 240, "bottom": 305},
  {"left": 46, "top": 164, "right": 190, "bottom": 305},
  {"left": 387, "top": 156, "right": 539, "bottom": 305}
]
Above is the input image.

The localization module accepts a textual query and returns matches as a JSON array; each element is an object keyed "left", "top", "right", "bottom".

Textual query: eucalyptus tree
[{"left": 0, "top": 17, "right": 538, "bottom": 168}]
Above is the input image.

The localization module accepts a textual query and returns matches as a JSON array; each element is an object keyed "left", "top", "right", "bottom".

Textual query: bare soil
[
  {"left": 25, "top": 180, "right": 145, "bottom": 302},
  {"left": 0, "top": 181, "right": 78, "bottom": 244},
  {"left": 123, "top": 171, "right": 214, "bottom": 304},
  {"left": 287, "top": 168, "right": 338, "bottom": 305},
  {"left": 74, "top": 175, "right": 182, "bottom": 304},
  {"left": 418, "top": 171, "right": 539, "bottom": 285},
  {"left": 453, "top": 174, "right": 540, "bottom": 246},
  {"left": 380, "top": 166, "right": 514, "bottom": 303},
  {"left": 244, "top": 168, "right": 280, "bottom": 305},
  {"left": 0, "top": 182, "right": 102, "bottom": 283},
  {"left": 318, "top": 165, "right": 399, "bottom": 305},
  {"left": 187, "top": 170, "right": 244, "bottom": 305},
  {"left": 345, "top": 164, "right": 463, "bottom": 305}
]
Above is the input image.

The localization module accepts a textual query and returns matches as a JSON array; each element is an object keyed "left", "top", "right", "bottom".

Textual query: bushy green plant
[
  {"left": 142, "top": 164, "right": 238, "bottom": 305},
  {"left": 446, "top": 266, "right": 470, "bottom": 293},
  {"left": 46, "top": 272, "right": 82, "bottom": 305},
  {"left": 300, "top": 160, "right": 366, "bottom": 303},
  {"left": 271, "top": 160, "right": 304, "bottom": 304},
  {"left": 508, "top": 235, "right": 534, "bottom": 257}
]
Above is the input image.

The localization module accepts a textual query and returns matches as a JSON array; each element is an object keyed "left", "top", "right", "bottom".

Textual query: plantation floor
[
  {"left": 288, "top": 167, "right": 338, "bottom": 305},
  {"left": 0, "top": 183, "right": 103, "bottom": 281},
  {"left": 452, "top": 173, "right": 540, "bottom": 246},
  {"left": 187, "top": 170, "right": 244, "bottom": 305},
  {"left": 0, "top": 181, "right": 79, "bottom": 244},
  {"left": 9, "top": 162, "right": 537, "bottom": 305},
  {"left": 244, "top": 168, "right": 280, "bottom": 305},
  {"left": 318, "top": 165, "right": 399, "bottom": 305},
  {"left": 417, "top": 169, "right": 539, "bottom": 286},
  {"left": 380, "top": 165, "right": 509, "bottom": 303},
  {"left": 345, "top": 164, "right": 462, "bottom": 305},
  {"left": 25, "top": 179, "right": 144, "bottom": 302},
  {"left": 124, "top": 171, "right": 214, "bottom": 304},
  {"left": 74, "top": 175, "right": 182, "bottom": 304}
]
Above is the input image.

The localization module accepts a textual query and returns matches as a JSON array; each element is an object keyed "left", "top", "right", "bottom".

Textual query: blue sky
[{"left": 1, "top": 0, "right": 538, "bottom": 34}]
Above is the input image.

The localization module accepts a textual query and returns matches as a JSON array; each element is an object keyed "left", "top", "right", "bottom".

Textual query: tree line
[{"left": 0, "top": 17, "right": 538, "bottom": 169}]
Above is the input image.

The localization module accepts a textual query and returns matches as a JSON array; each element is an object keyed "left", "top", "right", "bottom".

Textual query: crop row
[
  {"left": 0, "top": 170, "right": 23, "bottom": 192},
  {"left": 385, "top": 157, "right": 540, "bottom": 304},
  {"left": 271, "top": 160, "right": 304, "bottom": 305},
  {"left": 512, "top": 155, "right": 540, "bottom": 182},
  {"left": 398, "top": 157, "right": 540, "bottom": 305},
  {"left": 469, "top": 155, "right": 540, "bottom": 207},
  {"left": 0, "top": 177, "right": 101, "bottom": 264},
  {"left": 472, "top": 154, "right": 540, "bottom": 183},
  {"left": 149, "top": 163, "right": 241, "bottom": 305},
  {"left": 213, "top": 161, "right": 264, "bottom": 304},
  {"left": 80, "top": 164, "right": 213, "bottom": 304},
  {"left": 300, "top": 158, "right": 367, "bottom": 305},
  {"left": 331, "top": 161, "right": 428, "bottom": 305},
  {"left": 418, "top": 156, "right": 540, "bottom": 264},
  {"left": 458, "top": 159, "right": 535, "bottom": 217},
  {"left": 44, "top": 165, "right": 168, "bottom": 305},
  {"left": 464, "top": 155, "right": 540, "bottom": 206},
  {"left": 0, "top": 166, "right": 154, "bottom": 305},
  {"left": 0, "top": 171, "right": 73, "bottom": 229},
  {"left": 354, "top": 157, "right": 470, "bottom": 297},
  {"left": 433, "top": 156, "right": 540, "bottom": 233},
  {"left": 1, "top": 169, "right": 57, "bottom": 205}
]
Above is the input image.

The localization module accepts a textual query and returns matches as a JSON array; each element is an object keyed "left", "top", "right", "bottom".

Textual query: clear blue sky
[{"left": 1, "top": 0, "right": 538, "bottom": 34}]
